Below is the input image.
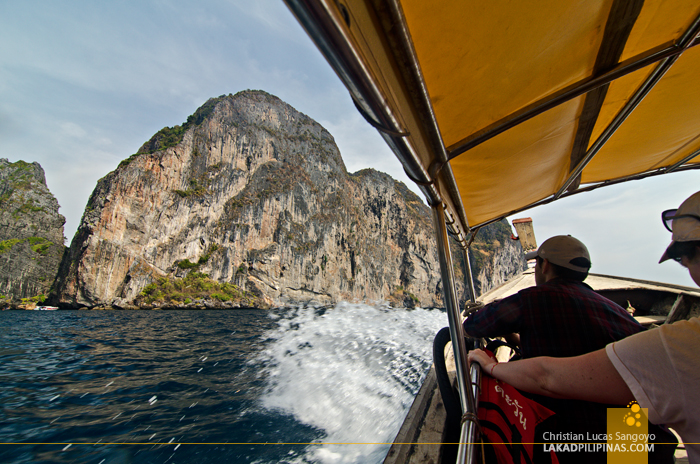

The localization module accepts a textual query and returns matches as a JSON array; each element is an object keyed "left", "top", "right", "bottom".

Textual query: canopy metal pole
[
  {"left": 283, "top": 0, "right": 470, "bottom": 235},
  {"left": 463, "top": 248, "right": 477, "bottom": 304},
  {"left": 448, "top": 30, "right": 700, "bottom": 160},
  {"left": 555, "top": 56, "right": 676, "bottom": 198},
  {"left": 665, "top": 147, "right": 700, "bottom": 173},
  {"left": 554, "top": 12, "right": 700, "bottom": 198},
  {"left": 432, "top": 202, "right": 478, "bottom": 464},
  {"left": 463, "top": 163, "right": 700, "bottom": 232}
]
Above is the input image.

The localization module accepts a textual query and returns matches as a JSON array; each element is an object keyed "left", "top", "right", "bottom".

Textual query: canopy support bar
[
  {"left": 432, "top": 203, "right": 478, "bottom": 464},
  {"left": 565, "top": 0, "right": 645, "bottom": 192},
  {"left": 374, "top": 0, "right": 471, "bottom": 237},
  {"left": 665, "top": 147, "right": 700, "bottom": 173},
  {"left": 447, "top": 36, "right": 700, "bottom": 160},
  {"left": 463, "top": 247, "right": 477, "bottom": 305},
  {"left": 283, "top": 1, "right": 437, "bottom": 205},
  {"left": 555, "top": 11, "right": 700, "bottom": 199},
  {"left": 284, "top": 0, "right": 472, "bottom": 240},
  {"left": 468, "top": 164, "right": 700, "bottom": 232}
]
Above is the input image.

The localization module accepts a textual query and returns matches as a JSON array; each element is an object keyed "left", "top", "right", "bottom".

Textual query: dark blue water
[{"left": 0, "top": 304, "right": 446, "bottom": 464}]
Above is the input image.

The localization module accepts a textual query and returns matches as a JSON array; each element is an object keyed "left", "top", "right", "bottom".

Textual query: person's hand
[{"left": 468, "top": 348, "right": 497, "bottom": 375}]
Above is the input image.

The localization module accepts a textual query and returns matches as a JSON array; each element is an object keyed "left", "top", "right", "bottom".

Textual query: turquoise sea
[{"left": 0, "top": 303, "right": 446, "bottom": 463}]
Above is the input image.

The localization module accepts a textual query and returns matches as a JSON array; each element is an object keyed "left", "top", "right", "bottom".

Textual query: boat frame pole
[
  {"left": 463, "top": 248, "right": 477, "bottom": 307},
  {"left": 432, "top": 202, "right": 478, "bottom": 464}
]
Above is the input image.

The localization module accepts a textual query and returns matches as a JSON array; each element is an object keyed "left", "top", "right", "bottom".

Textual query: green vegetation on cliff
[
  {"left": 0, "top": 238, "right": 22, "bottom": 253},
  {"left": 28, "top": 237, "right": 53, "bottom": 255},
  {"left": 387, "top": 285, "right": 420, "bottom": 307},
  {"left": 175, "top": 245, "right": 219, "bottom": 270},
  {"left": 138, "top": 95, "right": 229, "bottom": 155},
  {"left": 173, "top": 164, "right": 220, "bottom": 198},
  {"left": 0, "top": 161, "right": 36, "bottom": 196},
  {"left": 0, "top": 159, "right": 65, "bottom": 303},
  {"left": 21, "top": 294, "right": 46, "bottom": 305},
  {"left": 136, "top": 271, "right": 261, "bottom": 307},
  {"left": 0, "top": 237, "right": 54, "bottom": 255},
  {"left": 469, "top": 219, "right": 514, "bottom": 270}
]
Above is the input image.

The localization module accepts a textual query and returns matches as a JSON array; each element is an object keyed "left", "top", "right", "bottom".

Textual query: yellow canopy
[{"left": 285, "top": 0, "right": 700, "bottom": 240}]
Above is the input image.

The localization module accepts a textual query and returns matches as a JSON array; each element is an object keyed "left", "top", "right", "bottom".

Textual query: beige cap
[
  {"left": 660, "top": 191, "right": 700, "bottom": 263},
  {"left": 524, "top": 235, "right": 591, "bottom": 272}
]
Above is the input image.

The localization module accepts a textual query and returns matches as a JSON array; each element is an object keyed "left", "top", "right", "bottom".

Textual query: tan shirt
[{"left": 606, "top": 317, "right": 700, "bottom": 463}]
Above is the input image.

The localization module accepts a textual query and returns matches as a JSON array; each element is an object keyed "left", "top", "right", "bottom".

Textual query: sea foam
[{"left": 255, "top": 302, "right": 447, "bottom": 464}]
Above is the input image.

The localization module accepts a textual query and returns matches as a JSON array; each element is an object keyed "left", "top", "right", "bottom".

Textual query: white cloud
[
  {"left": 510, "top": 171, "right": 700, "bottom": 287},
  {"left": 58, "top": 122, "right": 88, "bottom": 139}
]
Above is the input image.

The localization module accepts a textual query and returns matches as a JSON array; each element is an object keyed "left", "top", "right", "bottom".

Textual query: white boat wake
[{"left": 255, "top": 302, "right": 447, "bottom": 464}]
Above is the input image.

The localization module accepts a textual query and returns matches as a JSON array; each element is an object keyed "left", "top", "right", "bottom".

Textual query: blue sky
[{"left": 1, "top": 1, "right": 698, "bottom": 288}]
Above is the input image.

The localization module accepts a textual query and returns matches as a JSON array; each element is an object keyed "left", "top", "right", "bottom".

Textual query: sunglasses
[{"left": 661, "top": 209, "right": 700, "bottom": 233}]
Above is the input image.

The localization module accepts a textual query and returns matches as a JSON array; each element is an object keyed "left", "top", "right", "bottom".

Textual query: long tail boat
[{"left": 282, "top": 1, "right": 700, "bottom": 462}]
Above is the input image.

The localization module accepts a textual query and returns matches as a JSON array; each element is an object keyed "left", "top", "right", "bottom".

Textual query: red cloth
[{"left": 478, "top": 371, "right": 559, "bottom": 464}]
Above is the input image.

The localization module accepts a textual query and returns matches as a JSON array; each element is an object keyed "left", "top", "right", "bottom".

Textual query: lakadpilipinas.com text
[{"left": 541, "top": 432, "right": 655, "bottom": 453}]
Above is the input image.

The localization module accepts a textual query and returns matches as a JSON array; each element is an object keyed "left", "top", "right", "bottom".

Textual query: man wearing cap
[
  {"left": 467, "top": 192, "right": 700, "bottom": 463},
  {"left": 463, "top": 234, "right": 642, "bottom": 360},
  {"left": 463, "top": 235, "right": 649, "bottom": 463},
  {"left": 659, "top": 190, "right": 700, "bottom": 270},
  {"left": 603, "top": 191, "right": 700, "bottom": 462}
]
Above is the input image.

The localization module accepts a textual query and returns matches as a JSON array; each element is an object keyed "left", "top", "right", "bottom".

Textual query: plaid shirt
[
  {"left": 463, "top": 278, "right": 643, "bottom": 359},
  {"left": 465, "top": 278, "right": 661, "bottom": 460}
]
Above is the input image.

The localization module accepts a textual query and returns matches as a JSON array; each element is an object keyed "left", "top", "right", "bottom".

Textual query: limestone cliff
[
  {"left": 51, "top": 91, "right": 525, "bottom": 309},
  {"left": 0, "top": 159, "right": 65, "bottom": 304},
  {"left": 469, "top": 220, "right": 526, "bottom": 295}
]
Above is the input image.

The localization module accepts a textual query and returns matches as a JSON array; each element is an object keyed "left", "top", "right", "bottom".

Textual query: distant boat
[{"left": 34, "top": 306, "right": 58, "bottom": 311}]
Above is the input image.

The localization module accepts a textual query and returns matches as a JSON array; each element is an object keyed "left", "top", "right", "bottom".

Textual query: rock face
[
  {"left": 0, "top": 159, "right": 65, "bottom": 303},
  {"left": 469, "top": 220, "right": 527, "bottom": 295},
  {"left": 52, "top": 91, "right": 525, "bottom": 308}
]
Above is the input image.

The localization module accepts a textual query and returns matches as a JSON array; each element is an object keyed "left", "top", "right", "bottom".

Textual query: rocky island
[
  {"left": 0, "top": 159, "right": 65, "bottom": 307},
  {"left": 3, "top": 91, "right": 525, "bottom": 310}
]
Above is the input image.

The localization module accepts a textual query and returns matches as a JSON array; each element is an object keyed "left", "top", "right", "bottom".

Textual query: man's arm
[
  {"left": 462, "top": 294, "right": 523, "bottom": 339},
  {"left": 468, "top": 348, "right": 635, "bottom": 405}
]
